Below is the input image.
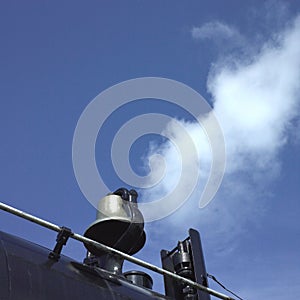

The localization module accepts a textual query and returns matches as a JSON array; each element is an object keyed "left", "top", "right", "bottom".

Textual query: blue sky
[{"left": 1, "top": 1, "right": 300, "bottom": 299}]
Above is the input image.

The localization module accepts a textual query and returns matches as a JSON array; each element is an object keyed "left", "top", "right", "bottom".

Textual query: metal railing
[{"left": 0, "top": 201, "right": 235, "bottom": 300}]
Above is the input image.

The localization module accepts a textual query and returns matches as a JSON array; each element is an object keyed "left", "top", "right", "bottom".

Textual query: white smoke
[
  {"left": 142, "top": 15, "right": 300, "bottom": 247},
  {"left": 209, "top": 16, "right": 300, "bottom": 175}
]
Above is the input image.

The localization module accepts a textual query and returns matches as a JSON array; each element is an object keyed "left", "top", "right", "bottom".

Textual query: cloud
[
  {"left": 191, "top": 21, "right": 244, "bottom": 46},
  {"left": 292, "top": 117, "right": 300, "bottom": 144},
  {"left": 142, "top": 15, "right": 300, "bottom": 247}
]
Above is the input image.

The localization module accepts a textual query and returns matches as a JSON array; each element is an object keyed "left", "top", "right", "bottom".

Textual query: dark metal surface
[
  {"left": 124, "top": 270, "right": 153, "bottom": 289},
  {"left": 0, "top": 231, "right": 169, "bottom": 300},
  {"left": 188, "top": 229, "right": 210, "bottom": 300},
  {"left": 0, "top": 201, "right": 234, "bottom": 300},
  {"left": 161, "top": 229, "right": 211, "bottom": 300},
  {"left": 48, "top": 226, "right": 73, "bottom": 261}
]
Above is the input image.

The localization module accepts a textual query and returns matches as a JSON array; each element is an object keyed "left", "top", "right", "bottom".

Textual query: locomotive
[{"left": 0, "top": 188, "right": 234, "bottom": 300}]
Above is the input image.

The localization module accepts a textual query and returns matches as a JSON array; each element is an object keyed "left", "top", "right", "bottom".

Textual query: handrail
[{"left": 0, "top": 201, "right": 235, "bottom": 300}]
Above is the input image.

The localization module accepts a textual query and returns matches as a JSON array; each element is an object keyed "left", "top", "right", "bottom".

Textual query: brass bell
[{"left": 83, "top": 188, "right": 146, "bottom": 257}]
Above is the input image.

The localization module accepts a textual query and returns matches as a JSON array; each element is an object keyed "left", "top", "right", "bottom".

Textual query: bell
[{"left": 83, "top": 189, "right": 146, "bottom": 257}]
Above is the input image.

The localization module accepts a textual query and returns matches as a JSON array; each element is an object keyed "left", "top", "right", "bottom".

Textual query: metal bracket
[
  {"left": 48, "top": 226, "right": 73, "bottom": 261},
  {"left": 160, "top": 228, "right": 211, "bottom": 300}
]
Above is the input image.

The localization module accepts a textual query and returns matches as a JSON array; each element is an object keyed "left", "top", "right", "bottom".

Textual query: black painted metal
[
  {"left": 124, "top": 270, "right": 153, "bottom": 289},
  {"left": 0, "top": 231, "right": 169, "bottom": 300},
  {"left": 48, "top": 226, "right": 73, "bottom": 261},
  {"left": 188, "top": 229, "right": 211, "bottom": 300},
  {"left": 0, "top": 201, "right": 234, "bottom": 300},
  {"left": 161, "top": 229, "right": 211, "bottom": 300}
]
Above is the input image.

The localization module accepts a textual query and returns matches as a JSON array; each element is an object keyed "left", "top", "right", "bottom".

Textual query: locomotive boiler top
[{"left": 0, "top": 230, "right": 169, "bottom": 300}]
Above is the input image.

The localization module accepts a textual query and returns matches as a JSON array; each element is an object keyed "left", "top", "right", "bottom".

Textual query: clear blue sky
[{"left": 1, "top": 1, "right": 300, "bottom": 299}]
